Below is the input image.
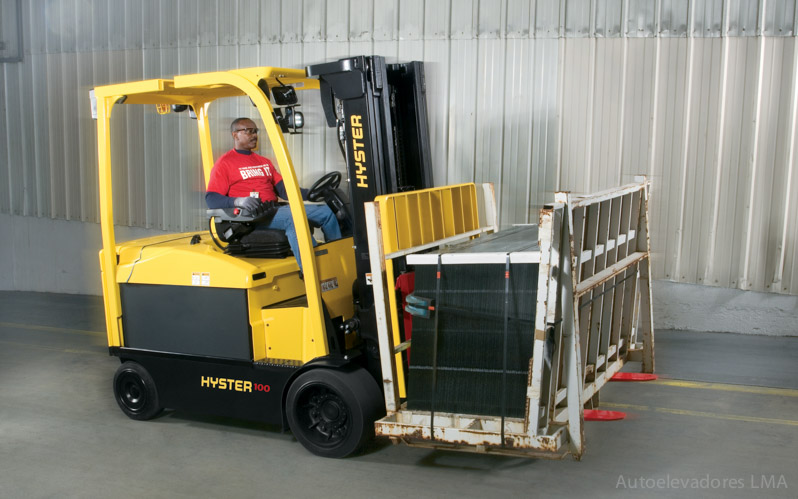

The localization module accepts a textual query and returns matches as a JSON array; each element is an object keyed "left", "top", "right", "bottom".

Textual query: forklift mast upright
[{"left": 307, "top": 56, "right": 433, "bottom": 315}]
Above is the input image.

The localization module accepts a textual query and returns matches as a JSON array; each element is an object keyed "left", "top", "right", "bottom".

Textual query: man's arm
[
  {"left": 274, "top": 180, "right": 309, "bottom": 201},
  {"left": 206, "top": 191, "right": 261, "bottom": 212},
  {"left": 205, "top": 191, "right": 236, "bottom": 209}
]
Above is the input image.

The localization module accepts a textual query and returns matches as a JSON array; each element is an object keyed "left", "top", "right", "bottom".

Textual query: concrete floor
[{"left": 1, "top": 291, "right": 796, "bottom": 499}]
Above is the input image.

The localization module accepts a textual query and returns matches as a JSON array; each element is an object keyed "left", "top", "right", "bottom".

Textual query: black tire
[
  {"left": 286, "top": 367, "right": 383, "bottom": 458},
  {"left": 113, "top": 361, "right": 163, "bottom": 421}
]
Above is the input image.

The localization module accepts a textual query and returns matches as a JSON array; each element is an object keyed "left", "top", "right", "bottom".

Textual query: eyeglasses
[{"left": 234, "top": 127, "right": 259, "bottom": 135}]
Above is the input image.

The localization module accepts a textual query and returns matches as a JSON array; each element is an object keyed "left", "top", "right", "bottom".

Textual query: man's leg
[
  {"left": 305, "top": 204, "right": 342, "bottom": 242},
  {"left": 258, "top": 205, "right": 303, "bottom": 269}
]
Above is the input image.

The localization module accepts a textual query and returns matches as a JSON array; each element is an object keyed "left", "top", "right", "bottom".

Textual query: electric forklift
[{"left": 92, "top": 56, "right": 432, "bottom": 458}]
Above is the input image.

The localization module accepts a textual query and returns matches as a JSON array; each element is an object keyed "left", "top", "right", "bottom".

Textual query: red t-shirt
[{"left": 206, "top": 149, "right": 283, "bottom": 202}]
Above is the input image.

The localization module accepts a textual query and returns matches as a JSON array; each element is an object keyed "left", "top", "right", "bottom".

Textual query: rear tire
[
  {"left": 286, "top": 367, "right": 383, "bottom": 458},
  {"left": 113, "top": 361, "right": 163, "bottom": 421}
]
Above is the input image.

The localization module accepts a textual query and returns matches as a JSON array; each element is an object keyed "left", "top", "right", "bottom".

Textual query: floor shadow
[{"left": 415, "top": 449, "right": 538, "bottom": 471}]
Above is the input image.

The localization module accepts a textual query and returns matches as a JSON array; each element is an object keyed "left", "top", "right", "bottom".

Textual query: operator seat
[{"left": 208, "top": 204, "right": 293, "bottom": 258}]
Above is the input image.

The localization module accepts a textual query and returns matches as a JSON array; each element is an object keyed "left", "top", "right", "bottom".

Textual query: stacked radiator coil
[{"left": 406, "top": 262, "right": 538, "bottom": 418}]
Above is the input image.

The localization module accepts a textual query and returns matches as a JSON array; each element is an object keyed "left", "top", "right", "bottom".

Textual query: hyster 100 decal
[
  {"left": 200, "top": 376, "right": 270, "bottom": 393},
  {"left": 351, "top": 115, "right": 368, "bottom": 188}
]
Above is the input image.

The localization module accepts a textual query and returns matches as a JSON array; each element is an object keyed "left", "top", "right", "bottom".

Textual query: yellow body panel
[
  {"left": 312, "top": 238, "right": 357, "bottom": 318},
  {"left": 115, "top": 232, "right": 299, "bottom": 289},
  {"left": 110, "top": 228, "right": 357, "bottom": 363},
  {"left": 260, "top": 306, "right": 307, "bottom": 361}
]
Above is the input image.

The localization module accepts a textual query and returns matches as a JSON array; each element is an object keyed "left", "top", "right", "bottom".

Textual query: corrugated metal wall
[{"left": 2, "top": 0, "right": 798, "bottom": 295}]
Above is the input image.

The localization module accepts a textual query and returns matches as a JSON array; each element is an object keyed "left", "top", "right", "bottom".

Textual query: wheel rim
[
  {"left": 116, "top": 371, "right": 148, "bottom": 414},
  {"left": 295, "top": 383, "right": 352, "bottom": 447}
]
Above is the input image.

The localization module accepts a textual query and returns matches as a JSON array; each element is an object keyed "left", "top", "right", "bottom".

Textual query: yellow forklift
[{"left": 92, "top": 56, "right": 433, "bottom": 458}]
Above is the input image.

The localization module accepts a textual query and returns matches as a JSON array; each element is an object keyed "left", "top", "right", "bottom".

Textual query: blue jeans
[{"left": 256, "top": 203, "right": 342, "bottom": 270}]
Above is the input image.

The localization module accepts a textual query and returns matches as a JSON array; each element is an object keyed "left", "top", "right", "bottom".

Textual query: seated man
[{"left": 206, "top": 117, "right": 342, "bottom": 270}]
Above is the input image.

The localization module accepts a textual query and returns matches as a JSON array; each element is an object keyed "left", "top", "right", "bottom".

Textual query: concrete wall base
[
  {"left": 653, "top": 280, "right": 797, "bottom": 336},
  {"left": 2, "top": 214, "right": 796, "bottom": 336}
]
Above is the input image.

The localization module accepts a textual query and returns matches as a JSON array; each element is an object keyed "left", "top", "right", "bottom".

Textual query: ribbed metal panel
[
  {"left": 660, "top": 0, "right": 689, "bottom": 37},
  {"left": 0, "top": 64, "right": 10, "bottom": 215},
  {"left": 2, "top": 0, "right": 798, "bottom": 296},
  {"left": 626, "top": 0, "right": 657, "bottom": 37},
  {"left": 594, "top": 0, "right": 623, "bottom": 38},
  {"left": 529, "top": 38, "right": 560, "bottom": 220},
  {"left": 566, "top": 0, "right": 593, "bottom": 37},
  {"left": 744, "top": 37, "right": 797, "bottom": 293},
  {"left": 535, "top": 0, "right": 562, "bottom": 38},
  {"left": 506, "top": 0, "right": 531, "bottom": 38},
  {"left": 559, "top": 38, "right": 593, "bottom": 195},
  {"left": 710, "top": 37, "right": 759, "bottom": 289},
  {"left": 0, "top": 0, "right": 23, "bottom": 62},
  {"left": 727, "top": 0, "right": 760, "bottom": 36},
  {"left": 764, "top": 0, "right": 797, "bottom": 36},
  {"left": 692, "top": 0, "right": 723, "bottom": 38}
]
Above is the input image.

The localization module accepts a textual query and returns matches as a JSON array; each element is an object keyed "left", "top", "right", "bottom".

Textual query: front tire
[
  {"left": 113, "top": 361, "right": 163, "bottom": 421},
  {"left": 286, "top": 367, "right": 383, "bottom": 458}
]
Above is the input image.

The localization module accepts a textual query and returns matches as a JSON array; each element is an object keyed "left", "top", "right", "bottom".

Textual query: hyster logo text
[
  {"left": 351, "top": 115, "right": 368, "bottom": 188},
  {"left": 200, "top": 376, "right": 270, "bottom": 393}
]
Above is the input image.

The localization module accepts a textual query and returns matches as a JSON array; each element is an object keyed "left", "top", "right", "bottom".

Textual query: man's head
[{"left": 231, "top": 118, "right": 259, "bottom": 151}]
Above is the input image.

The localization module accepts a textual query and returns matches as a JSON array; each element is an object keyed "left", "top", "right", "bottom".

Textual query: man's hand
[{"left": 233, "top": 196, "right": 261, "bottom": 212}]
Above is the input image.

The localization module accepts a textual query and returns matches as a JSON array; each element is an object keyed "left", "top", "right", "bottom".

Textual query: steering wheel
[{"left": 307, "top": 171, "right": 342, "bottom": 202}]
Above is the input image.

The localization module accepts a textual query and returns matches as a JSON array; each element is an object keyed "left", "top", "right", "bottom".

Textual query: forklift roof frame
[{"left": 93, "top": 67, "right": 326, "bottom": 350}]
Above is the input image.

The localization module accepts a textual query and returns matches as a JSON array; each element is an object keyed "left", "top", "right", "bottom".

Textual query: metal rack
[{"left": 365, "top": 178, "right": 654, "bottom": 458}]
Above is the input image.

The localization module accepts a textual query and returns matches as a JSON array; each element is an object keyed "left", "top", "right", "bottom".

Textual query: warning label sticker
[
  {"left": 320, "top": 277, "right": 339, "bottom": 293},
  {"left": 192, "top": 272, "right": 211, "bottom": 286}
]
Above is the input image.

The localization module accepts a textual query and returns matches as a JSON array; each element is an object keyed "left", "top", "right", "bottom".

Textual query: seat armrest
[{"left": 206, "top": 202, "right": 278, "bottom": 223}]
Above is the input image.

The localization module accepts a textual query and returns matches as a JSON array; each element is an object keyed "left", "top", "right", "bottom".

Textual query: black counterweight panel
[
  {"left": 407, "top": 263, "right": 538, "bottom": 418},
  {"left": 120, "top": 284, "right": 251, "bottom": 360}
]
